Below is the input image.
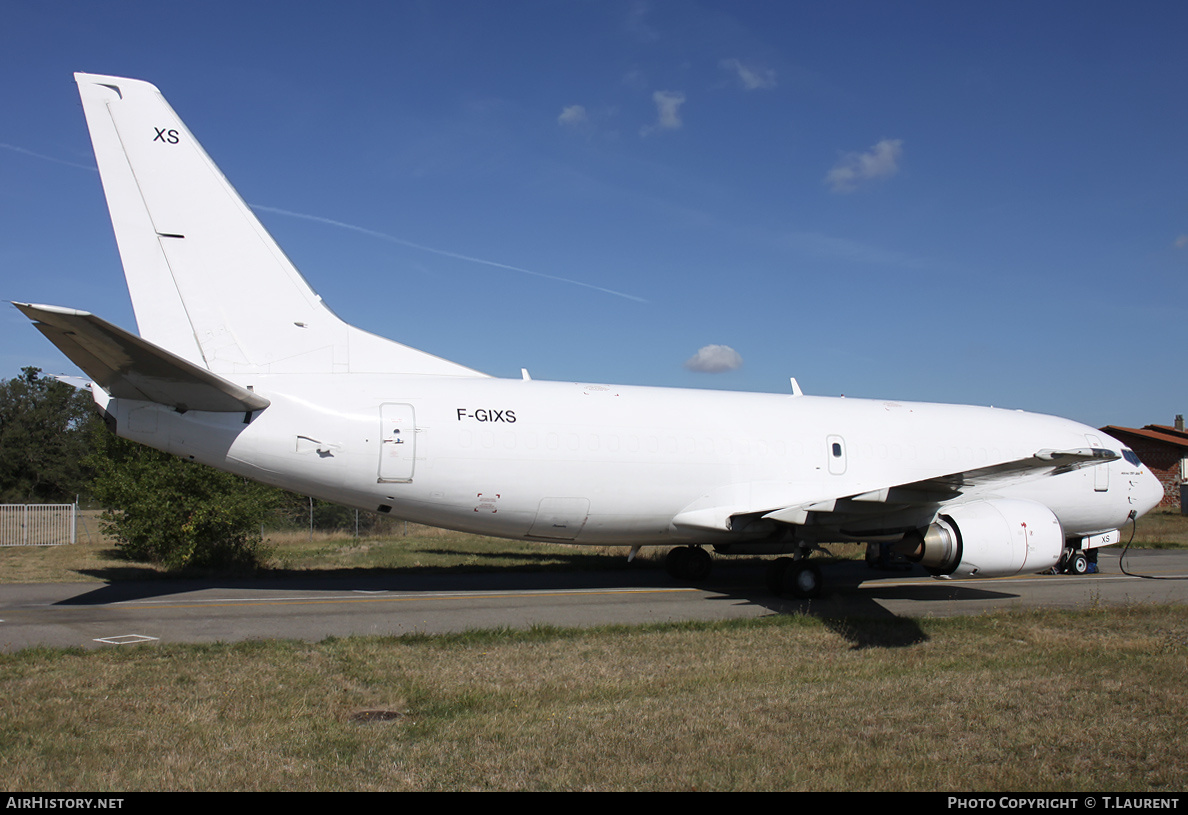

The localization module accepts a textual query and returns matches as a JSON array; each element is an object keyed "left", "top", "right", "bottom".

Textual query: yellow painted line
[{"left": 858, "top": 570, "right": 1188, "bottom": 590}]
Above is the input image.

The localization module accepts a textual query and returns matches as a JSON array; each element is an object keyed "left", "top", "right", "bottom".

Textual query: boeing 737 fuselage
[{"left": 15, "top": 74, "right": 1164, "bottom": 597}]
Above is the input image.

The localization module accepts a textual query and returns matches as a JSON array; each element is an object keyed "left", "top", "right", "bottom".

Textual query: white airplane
[{"left": 16, "top": 73, "right": 1163, "bottom": 597}]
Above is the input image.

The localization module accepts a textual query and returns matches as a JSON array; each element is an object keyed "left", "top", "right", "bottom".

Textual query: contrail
[
  {"left": 5, "top": 142, "right": 645, "bottom": 304},
  {"left": 0, "top": 142, "right": 97, "bottom": 171},
  {"left": 252, "top": 205, "right": 648, "bottom": 304}
]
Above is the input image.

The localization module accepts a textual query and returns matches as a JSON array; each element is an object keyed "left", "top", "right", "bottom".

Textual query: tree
[
  {"left": 0, "top": 367, "right": 96, "bottom": 503},
  {"left": 88, "top": 425, "right": 281, "bottom": 570}
]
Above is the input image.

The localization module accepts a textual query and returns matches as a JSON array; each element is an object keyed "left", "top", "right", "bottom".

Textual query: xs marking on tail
[{"left": 152, "top": 127, "right": 179, "bottom": 144}]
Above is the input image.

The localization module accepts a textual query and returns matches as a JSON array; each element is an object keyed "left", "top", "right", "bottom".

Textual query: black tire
[
  {"left": 766, "top": 557, "right": 792, "bottom": 595},
  {"left": 1068, "top": 552, "right": 1089, "bottom": 576},
  {"left": 665, "top": 546, "right": 712, "bottom": 581},
  {"left": 684, "top": 546, "right": 713, "bottom": 580},
  {"left": 782, "top": 561, "right": 823, "bottom": 599},
  {"left": 664, "top": 547, "right": 689, "bottom": 579},
  {"left": 1056, "top": 549, "right": 1072, "bottom": 573}
]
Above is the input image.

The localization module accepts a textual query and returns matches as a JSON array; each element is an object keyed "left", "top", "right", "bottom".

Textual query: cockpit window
[{"left": 1122, "top": 449, "right": 1142, "bottom": 467}]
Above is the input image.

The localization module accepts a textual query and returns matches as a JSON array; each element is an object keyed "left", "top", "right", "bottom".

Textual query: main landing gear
[
  {"left": 664, "top": 545, "right": 714, "bottom": 581},
  {"left": 663, "top": 545, "right": 826, "bottom": 599},
  {"left": 765, "top": 557, "right": 823, "bottom": 599}
]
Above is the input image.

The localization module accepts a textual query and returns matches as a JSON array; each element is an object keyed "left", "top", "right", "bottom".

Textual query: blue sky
[{"left": 1, "top": 0, "right": 1184, "bottom": 429}]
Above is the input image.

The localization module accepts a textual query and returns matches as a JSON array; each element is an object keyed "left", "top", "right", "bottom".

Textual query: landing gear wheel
[
  {"left": 684, "top": 546, "right": 712, "bottom": 580},
  {"left": 1055, "top": 550, "right": 1072, "bottom": 574},
  {"left": 766, "top": 557, "right": 793, "bottom": 595},
  {"left": 664, "top": 546, "right": 713, "bottom": 581},
  {"left": 783, "top": 562, "right": 823, "bottom": 599},
  {"left": 1068, "top": 552, "right": 1089, "bottom": 576},
  {"left": 664, "top": 547, "right": 687, "bottom": 579}
]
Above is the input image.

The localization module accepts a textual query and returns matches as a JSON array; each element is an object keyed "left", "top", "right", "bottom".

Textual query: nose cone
[{"left": 1135, "top": 467, "right": 1165, "bottom": 518}]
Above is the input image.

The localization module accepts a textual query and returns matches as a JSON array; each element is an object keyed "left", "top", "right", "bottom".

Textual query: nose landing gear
[{"left": 1054, "top": 547, "right": 1098, "bottom": 575}]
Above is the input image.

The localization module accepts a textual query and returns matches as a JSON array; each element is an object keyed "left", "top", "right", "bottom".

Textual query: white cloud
[
  {"left": 684, "top": 345, "right": 743, "bottom": 373},
  {"left": 624, "top": 1, "right": 659, "bottom": 43},
  {"left": 825, "top": 139, "right": 903, "bottom": 193},
  {"left": 622, "top": 68, "right": 647, "bottom": 91},
  {"left": 1175, "top": 234, "right": 1188, "bottom": 249},
  {"left": 641, "top": 90, "right": 686, "bottom": 136},
  {"left": 558, "top": 105, "right": 587, "bottom": 126},
  {"left": 719, "top": 58, "right": 776, "bottom": 90}
]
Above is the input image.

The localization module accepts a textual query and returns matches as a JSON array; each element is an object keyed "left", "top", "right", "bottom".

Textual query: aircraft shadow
[
  {"left": 57, "top": 554, "right": 1023, "bottom": 653},
  {"left": 60, "top": 557, "right": 653, "bottom": 606},
  {"left": 699, "top": 560, "right": 1017, "bottom": 650}
]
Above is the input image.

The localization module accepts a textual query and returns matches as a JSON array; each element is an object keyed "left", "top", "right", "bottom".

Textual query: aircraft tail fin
[{"left": 73, "top": 72, "right": 483, "bottom": 378}]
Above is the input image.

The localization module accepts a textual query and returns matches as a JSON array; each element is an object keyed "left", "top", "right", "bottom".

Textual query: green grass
[{"left": 0, "top": 606, "right": 1185, "bottom": 791}]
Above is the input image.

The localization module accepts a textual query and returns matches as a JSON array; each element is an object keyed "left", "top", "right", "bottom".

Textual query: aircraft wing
[
  {"left": 873, "top": 447, "right": 1116, "bottom": 497},
  {"left": 672, "top": 448, "right": 1117, "bottom": 533},
  {"left": 13, "top": 302, "right": 270, "bottom": 413},
  {"left": 761, "top": 448, "right": 1118, "bottom": 525}
]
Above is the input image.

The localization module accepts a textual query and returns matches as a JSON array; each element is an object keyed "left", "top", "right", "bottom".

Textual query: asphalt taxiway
[{"left": 1, "top": 547, "right": 1186, "bottom": 652}]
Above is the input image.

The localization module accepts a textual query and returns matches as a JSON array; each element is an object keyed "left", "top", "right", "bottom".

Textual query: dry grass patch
[
  {"left": 0, "top": 521, "right": 672, "bottom": 583},
  {"left": 2, "top": 513, "right": 1181, "bottom": 585},
  {"left": 1128, "top": 511, "right": 1188, "bottom": 548},
  {"left": 1, "top": 606, "right": 1186, "bottom": 791}
]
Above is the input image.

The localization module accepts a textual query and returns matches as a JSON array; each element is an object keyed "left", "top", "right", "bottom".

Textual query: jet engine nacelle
[{"left": 898, "top": 498, "right": 1065, "bottom": 579}]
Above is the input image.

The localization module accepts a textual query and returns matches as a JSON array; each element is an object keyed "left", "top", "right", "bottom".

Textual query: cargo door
[{"left": 378, "top": 403, "right": 416, "bottom": 483}]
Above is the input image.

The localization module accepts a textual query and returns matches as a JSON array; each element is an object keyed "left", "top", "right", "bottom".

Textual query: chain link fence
[{"left": 266, "top": 497, "right": 419, "bottom": 539}]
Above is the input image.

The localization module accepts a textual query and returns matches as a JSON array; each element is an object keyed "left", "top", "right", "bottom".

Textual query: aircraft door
[
  {"left": 378, "top": 403, "right": 416, "bottom": 483},
  {"left": 1085, "top": 433, "right": 1108, "bottom": 492}
]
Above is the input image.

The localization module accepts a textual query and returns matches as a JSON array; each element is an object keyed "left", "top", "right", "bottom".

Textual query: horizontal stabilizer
[{"left": 13, "top": 303, "right": 270, "bottom": 413}]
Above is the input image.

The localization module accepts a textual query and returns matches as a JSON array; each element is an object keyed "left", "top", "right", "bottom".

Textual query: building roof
[
  {"left": 1147, "top": 424, "right": 1188, "bottom": 442},
  {"left": 1101, "top": 425, "right": 1188, "bottom": 451}
]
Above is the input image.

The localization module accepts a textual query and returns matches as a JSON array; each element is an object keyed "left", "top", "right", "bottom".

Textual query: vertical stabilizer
[{"left": 74, "top": 73, "right": 484, "bottom": 377}]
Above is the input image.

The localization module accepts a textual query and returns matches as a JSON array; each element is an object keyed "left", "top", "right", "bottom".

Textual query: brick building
[{"left": 1100, "top": 416, "right": 1188, "bottom": 511}]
